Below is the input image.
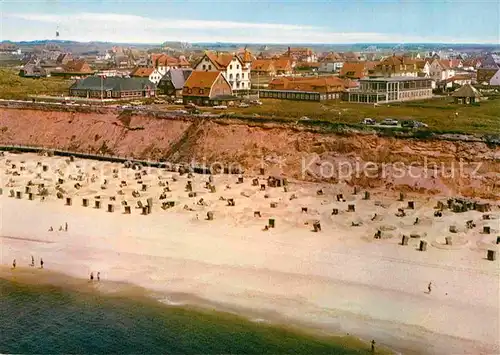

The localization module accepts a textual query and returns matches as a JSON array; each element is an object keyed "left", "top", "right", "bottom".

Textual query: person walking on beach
[
  {"left": 12, "top": 259, "right": 16, "bottom": 269},
  {"left": 90, "top": 272, "right": 94, "bottom": 281},
  {"left": 31, "top": 255, "right": 35, "bottom": 267},
  {"left": 371, "top": 339, "right": 376, "bottom": 353},
  {"left": 40, "top": 258, "right": 44, "bottom": 269},
  {"left": 65, "top": 222, "right": 68, "bottom": 232},
  {"left": 97, "top": 272, "right": 100, "bottom": 281},
  {"left": 427, "top": 282, "right": 432, "bottom": 294}
]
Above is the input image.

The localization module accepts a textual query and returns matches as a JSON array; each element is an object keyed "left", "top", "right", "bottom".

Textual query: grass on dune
[
  {"left": 226, "top": 97, "right": 500, "bottom": 135},
  {"left": 0, "top": 68, "right": 72, "bottom": 100}
]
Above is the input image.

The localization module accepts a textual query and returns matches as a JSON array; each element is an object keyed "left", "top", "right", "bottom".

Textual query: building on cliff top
[
  {"left": 69, "top": 76, "right": 156, "bottom": 99},
  {"left": 182, "top": 71, "right": 238, "bottom": 106},
  {"left": 346, "top": 77, "right": 433, "bottom": 104},
  {"left": 258, "top": 75, "right": 346, "bottom": 101}
]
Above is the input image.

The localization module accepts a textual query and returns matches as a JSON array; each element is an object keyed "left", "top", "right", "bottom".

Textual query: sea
[{"left": 0, "top": 278, "right": 374, "bottom": 354}]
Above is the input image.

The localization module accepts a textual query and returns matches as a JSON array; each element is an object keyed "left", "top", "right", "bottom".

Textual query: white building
[
  {"left": 194, "top": 52, "right": 251, "bottom": 92},
  {"left": 429, "top": 59, "right": 456, "bottom": 83},
  {"left": 148, "top": 69, "right": 164, "bottom": 84},
  {"left": 489, "top": 68, "right": 500, "bottom": 86},
  {"left": 319, "top": 61, "right": 344, "bottom": 73}
]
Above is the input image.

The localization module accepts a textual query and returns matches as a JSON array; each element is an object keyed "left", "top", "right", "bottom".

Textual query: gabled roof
[
  {"left": 251, "top": 59, "right": 275, "bottom": 72},
  {"left": 70, "top": 77, "right": 156, "bottom": 91},
  {"left": 237, "top": 49, "right": 254, "bottom": 63},
  {"left": 340, "top": 62, "right": 370, "bottom": 79},
  {"left": 161, "top": 68, "right": 193, "bottom": 89},
  {"left": 152, "top": 53, "right": 190, "bottom": 68},
  {"left": 61, "top": 59, "right": 93, "bottom": 73},
  {"left": 451, "top": 84, "right": 482, "bottom": 98},
  {"left": 183, "top": 71, "right": 224, "bottom": 97},
  {"left": 202, "top": 51, "right": 242, "bottom": 70},
  {"left": 480, "top": 54, "right": 500, "bottom": 69},
  {"left": 380, "top": 55, "right": 416, "bottom": 66},
  {"left": 320, "top": 52, "right": 343, "bottom": 62},
  {"left": 273, "top": 58, "right": 292, "bottom": 71},
  {"left": 130, "top": 67, "right": 155, "bottom": 77}
]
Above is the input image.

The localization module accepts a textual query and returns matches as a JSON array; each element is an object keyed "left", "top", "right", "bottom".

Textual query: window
[
  {"left": 208, "top": 65, "right": 212, "bottom": 70},
  {"left": 242, "top": 73, "right": 244, "bottom": 79},
  {"left": 202, "top": 64, "right": 206, "bottom": 70},
  {"left": 199, "top": 89, "right": 204, "bottom": 95},
  {"left": 229, "top": 65, "right": 232, "bottom": 69},
  {"left": 187, "top": 88, "right": 192, "bottom": 94},
  {"left": 237, "top": 65, "right": 240, "bottom": 69}
]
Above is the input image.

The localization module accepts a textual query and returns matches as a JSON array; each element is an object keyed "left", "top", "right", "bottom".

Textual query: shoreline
[
  {"left": 1, "top": 152, "right": 499, "bottom": 354},
  {"left": 0, "top": 266, "right": 389, "bottom": 354}
]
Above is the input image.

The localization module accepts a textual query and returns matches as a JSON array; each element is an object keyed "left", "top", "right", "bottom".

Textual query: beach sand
[{"left": 1, "top": 152, "right": 499, "bottom": 354}]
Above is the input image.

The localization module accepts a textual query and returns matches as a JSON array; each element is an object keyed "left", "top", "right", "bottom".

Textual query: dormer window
[
  {"left": 187, "top": 88, "right": 192, "bottom": 94},
  {"left": 200, "top": 89, "right": 204, "bottom": 94}
]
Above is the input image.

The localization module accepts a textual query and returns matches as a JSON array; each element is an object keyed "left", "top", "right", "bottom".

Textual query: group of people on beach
[
  {"left": 90, "top": 271, "right": 101, "bottom": 282},
  {"left": 48, "top": 222, "right": 68, "bottom": 232},
  {"left": 12, "top": 255, "right": 43, "bottom": 269}
]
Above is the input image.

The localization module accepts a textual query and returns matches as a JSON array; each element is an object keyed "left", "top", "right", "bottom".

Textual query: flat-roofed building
[{"left": 346, "top": 77, "right": 433, "bottom": 104}]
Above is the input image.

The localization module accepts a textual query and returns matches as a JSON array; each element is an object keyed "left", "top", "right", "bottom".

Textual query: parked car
[
  {"left": 185, "top": 102, "right": 197, "bottom": 109},
  {"left": 362, "top": 118, "right": 376, "bottom": 125},
  {"left": 175, "top": 109, "right": 188, "bottom": 114},
  {"left": 154, "top": 99, "right": 166, "bottom": 104},
  {"left": 300, "top": 116, "right": 311, "bottom": 120},
  {"left": 213, "top": 105, "right": 228, "bottom": 110},
  {"left": 238, "top": 102, "right": 250, "bottom": 108},
  {"left": 250, "top": 100, "right": 263, "bottom": 106},
  {"left": 129, "top": 101, "right": 143, "bottom": 106},
  {"left": 381, "top": 118, "right": 399, "bottom": 126},
  {"left": 173, "top": 99, "right": 183, "bottom": 104}
]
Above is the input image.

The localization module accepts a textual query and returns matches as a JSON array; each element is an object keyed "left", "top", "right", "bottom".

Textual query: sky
[{"left": 1, "top": 0, "right": 499, "bottom": 44}]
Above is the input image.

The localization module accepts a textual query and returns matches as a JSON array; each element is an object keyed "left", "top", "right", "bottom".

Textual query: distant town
[{"left": 0, "top": 40, "right": 499, "bottom": 121}]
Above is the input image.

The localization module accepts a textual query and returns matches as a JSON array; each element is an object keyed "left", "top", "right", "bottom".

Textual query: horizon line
[{"left": 3, "top": 39, "right": 500, "bottom": 47}]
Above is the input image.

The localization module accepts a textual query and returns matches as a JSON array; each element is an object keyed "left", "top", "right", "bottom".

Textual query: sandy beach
[{"left": 1, "top": 152, "right": 499, "bottom": 354}]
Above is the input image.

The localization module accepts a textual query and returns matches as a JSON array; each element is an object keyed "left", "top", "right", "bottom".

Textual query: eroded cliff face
[
  {"left": 0, "top": 108, "right": 191, "bottom": 159},
  {"left": 1, "top": 108, "right": 499, "bottom": 199}
]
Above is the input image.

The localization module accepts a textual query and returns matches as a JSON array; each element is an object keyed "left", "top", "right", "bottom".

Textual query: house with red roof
[
  {"left": 372, "top": 55, "right": 419, "bottom": 78},
  {"left": 194, "top": 51, "right": 251, "bottom": 93},
  {"left": 51, "top": 59, "right": 94, "bottom": 78},
  {"left": 429, "top": 59, "right": 457, "bottom": 86},
  {"left": 182, "top": 71, "right": 236, "bottom": 106},
  {"left": 259, "top": 75, "right": 346, "bottom": 101},
  {"left": 339, "top": 61, "right": 377, "bottom": 80},
  {"left": 150, "top": 53, "right": 190, "bottom": 76},
  {"left": 129, "top": 67, "right": 164, "bottom": 84}
]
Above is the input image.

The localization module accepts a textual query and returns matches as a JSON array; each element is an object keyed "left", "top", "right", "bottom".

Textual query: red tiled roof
[
  {"left": 339, "top": 62, "right": 369, "bottom": 79},
  {"left": 273, "top": 58, "right": 292, "bottom": 71},
  {"left": 268, "top": 75, "right": 346, "bottom": 93},
  {"left": 380, "top": 55, "right": 416, "bottom": 66},
  {"left": 183, "top": 71, "right": 223, "bottom": 97},
  {"left": 61, "top": 59, "right": 93, "bottom": 73},
  {"left": 152, "top": 53, "right": 190, "bottom": 68},
  {"left": 204, "top": 52, "right": 240, "bottom": 70},
  {"left": 130, "top": 67, "right": 154, "bottom": 77},
  {"left": 251, "top": 59, "right": 275, "bottom": 72}
]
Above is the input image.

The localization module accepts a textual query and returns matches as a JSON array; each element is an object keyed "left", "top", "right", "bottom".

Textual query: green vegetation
[
  {"left": 0, "top": 68, "right": 72, "bottom": 99},
  {"left": 227, "top": 97, "right": 500, "bottom": 135}
]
